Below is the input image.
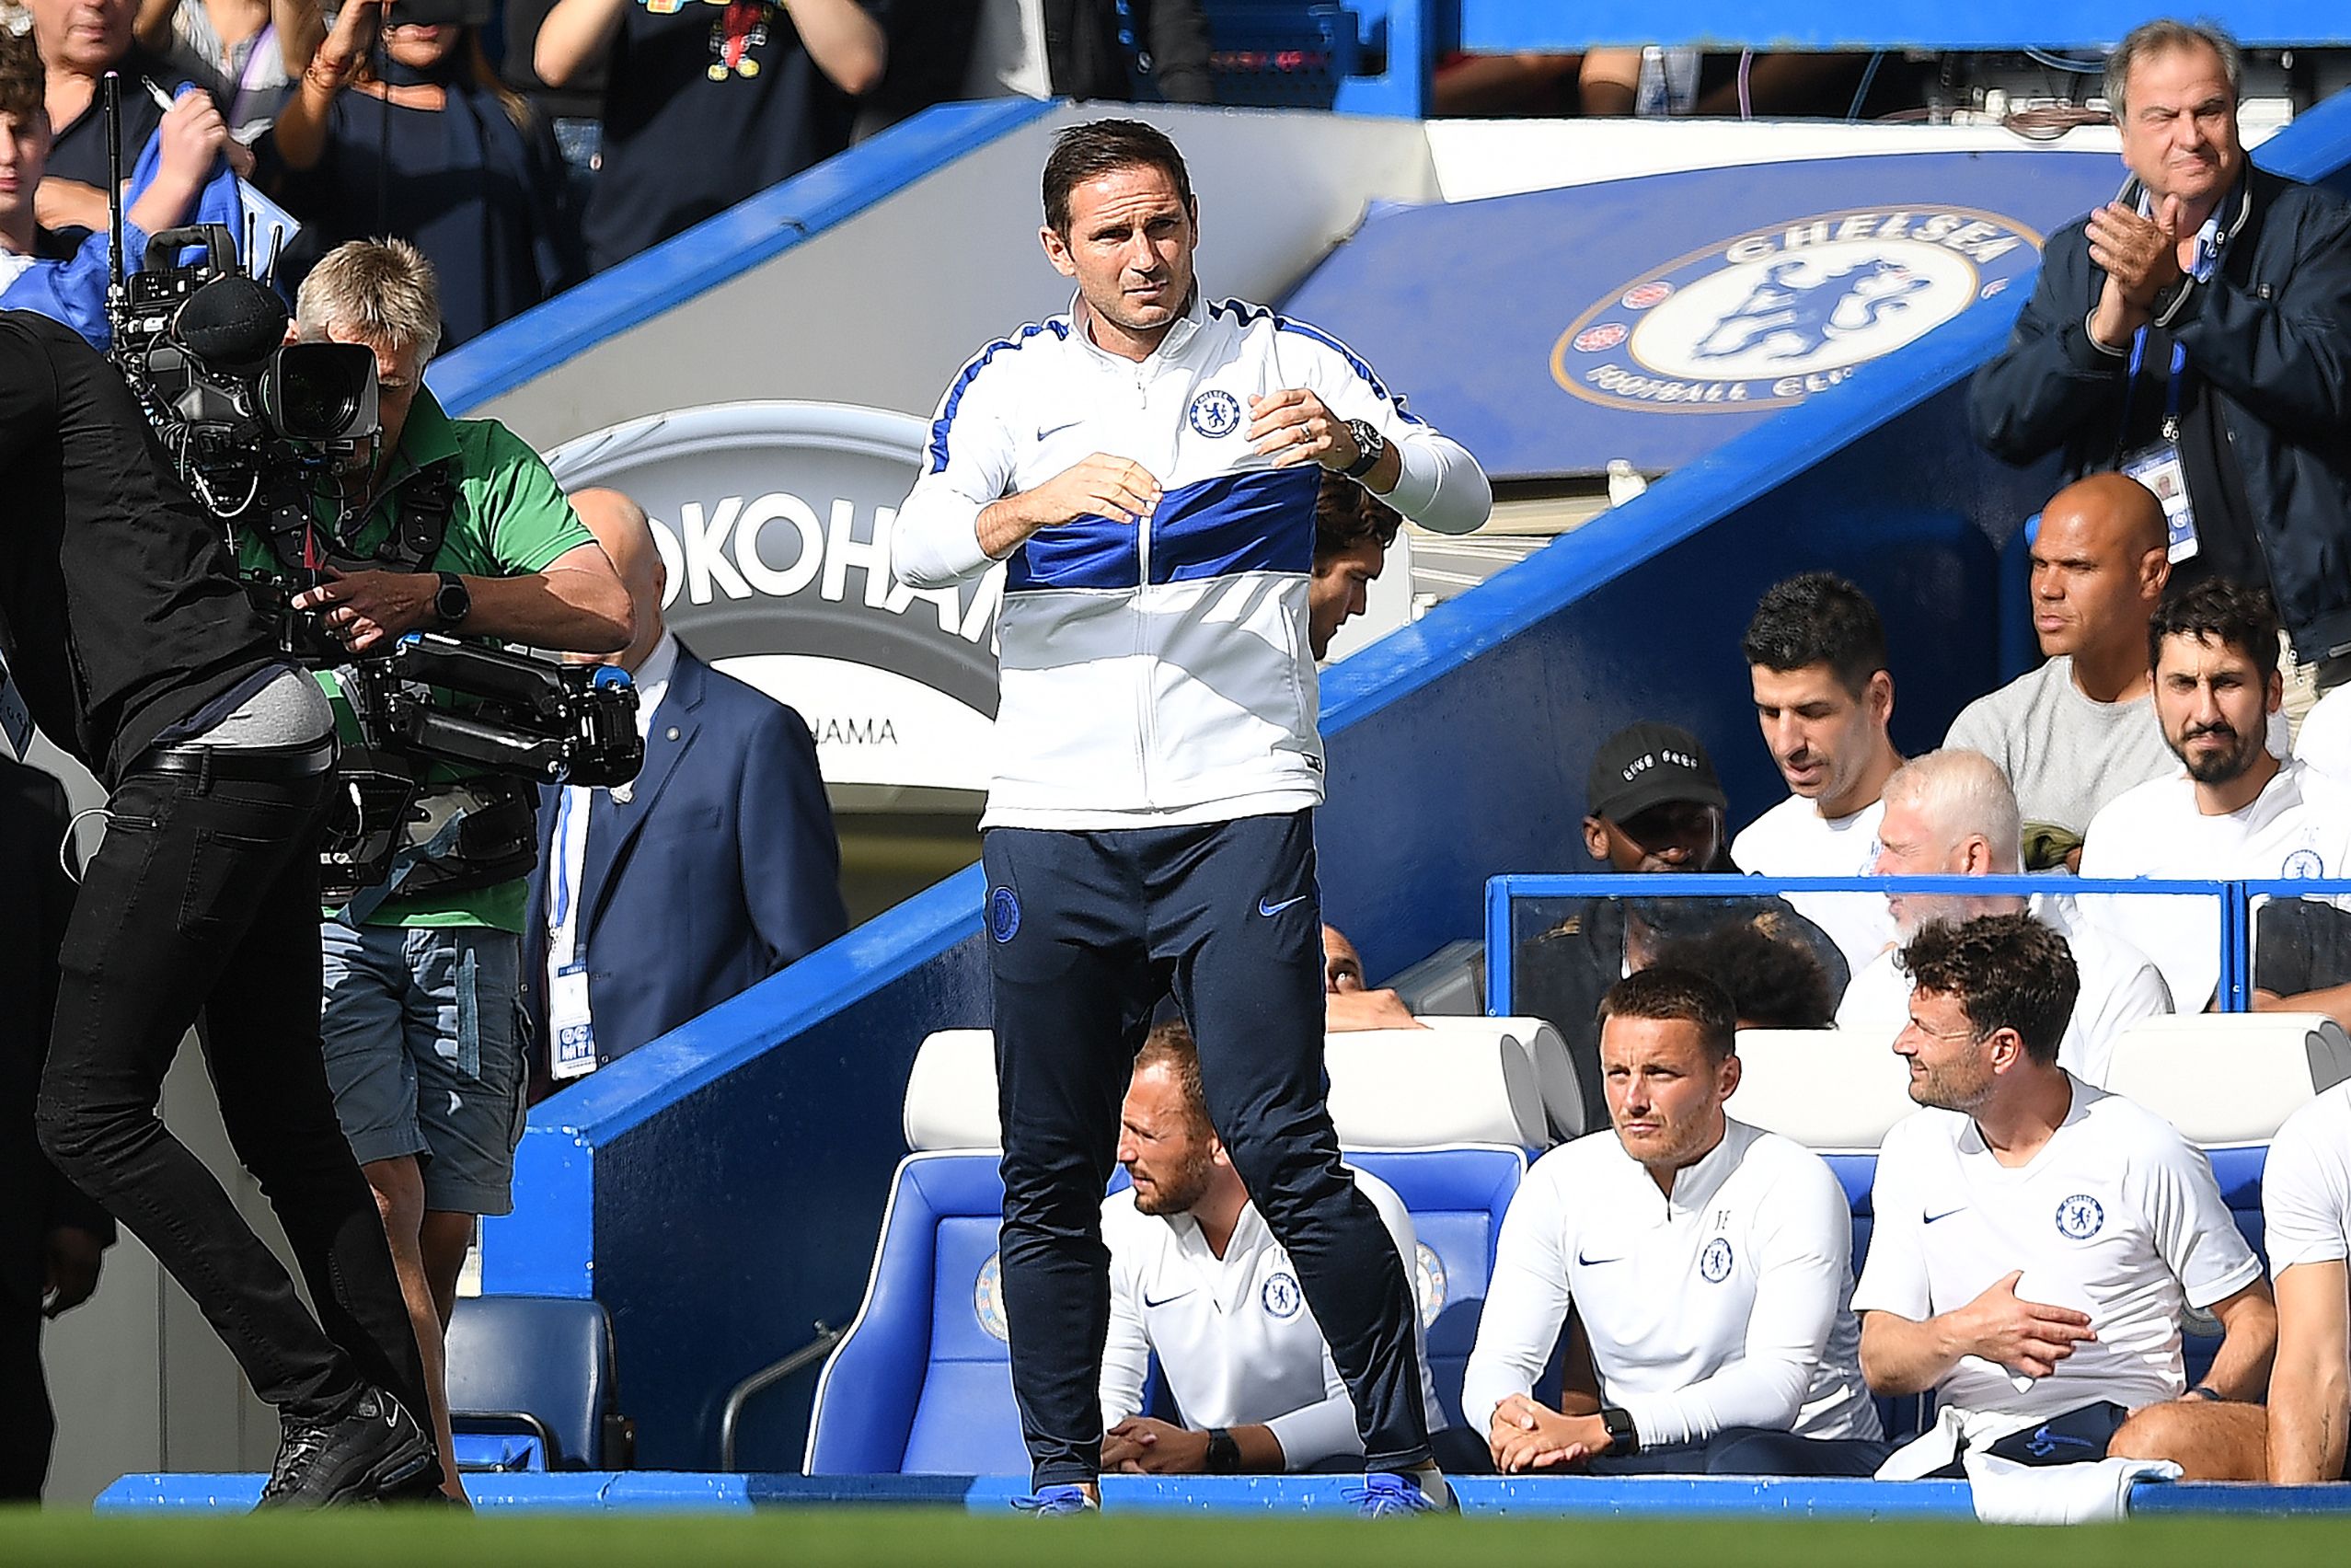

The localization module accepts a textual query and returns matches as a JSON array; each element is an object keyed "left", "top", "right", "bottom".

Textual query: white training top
[
  {"left": 1098, "top": 1168, "right": 1447, "bottom": 1470},
  {"left": 2264, "top": 1079, "right": 2351, "bottom": 1279},
  {"left": 1834, "top": 893, "right": 2173, "bottom": 1088},
  {"left": 2295, "top": 683, "right": 2351, "bottom": 794},
  {"left": 1461, "top": 1118, "right": 1880, "bottom": 1448},
  {"left": 1853, "top": 1076, "right": 2263, "bottom": 1424},
  {"left": 893, "top": 288, "right": 1489, "bottom": 830},
  {"left": 1730, "top": 793, "right": 1897, "bottom": 978},
  {"left": 2078, "top": 756, "right": 2351, "bottom": 1010}
]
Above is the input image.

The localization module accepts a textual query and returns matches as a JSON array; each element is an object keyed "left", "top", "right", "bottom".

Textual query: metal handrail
[{"left": 716, "top": 1320, "right": 845, "bottom": 1471}]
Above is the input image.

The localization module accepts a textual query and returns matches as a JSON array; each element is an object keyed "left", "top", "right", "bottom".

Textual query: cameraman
[
  {"left": 255, "top": 238, "right": 628, "bottom": 1498},
  {"left": 1, "top": 310, "right": 437, "bottom": 1505}
]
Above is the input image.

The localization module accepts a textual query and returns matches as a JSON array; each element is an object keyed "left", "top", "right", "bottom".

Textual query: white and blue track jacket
[{"left": 893, "top": 290, "right": 1490, "bottom": 830}]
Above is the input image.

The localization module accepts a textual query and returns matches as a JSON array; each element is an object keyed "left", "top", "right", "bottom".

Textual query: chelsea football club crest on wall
[{"left": 1553, "top": 206, "right": 2043, "bottom": 413}]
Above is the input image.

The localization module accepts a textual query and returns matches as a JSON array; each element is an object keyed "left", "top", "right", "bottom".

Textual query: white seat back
[
  {"left": 1411, "top": 1015, "right": 1586, "bottom": 1142},
  {"left": 2101, "top": 1013, "right": 2351, "bottom": 1146},
  {"left": 1730, "top": 1025, "right": 1918, "bottom": 1153},
  {"left": 900, "top": 1021, "right": 1551, "bottom": 1153},
  {"left": 903, "top": 1029, "right": 1001, "bottom": 1152}
]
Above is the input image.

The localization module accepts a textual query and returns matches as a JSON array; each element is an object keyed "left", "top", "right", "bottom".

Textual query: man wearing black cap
[{"left": 1514, "top": 724, "right": 1849, "bottom": 1127}]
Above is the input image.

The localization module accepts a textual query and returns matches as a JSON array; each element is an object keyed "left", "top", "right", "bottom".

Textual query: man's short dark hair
[
  {"left": 1596, "top": 967, "right": 1737, "bottom": 1062},
  {"left": 2149, "top": 578, "right": 2280, "bottom": 683},
  {"left": 1133, "top": 1018, "right": 1208, "bottom": 1133},
  {"left": 1740, "top": 572, "right": 1889, "bottom": 697},
  {"left": 1314, "top": 473, "right": 1401, "bottom": 565},
  {"left": 1043, "top": 119, "right": 1194, "bottom": 236},
  {"left": 1651, "top": 925, "right": 1835, "bottom": 1031},
  {"left": 1896, "top": 912, "right": 2079, "bottom": 1066},
  {"left": 0, "top": 28, "right": 41, "bottom": 124}
]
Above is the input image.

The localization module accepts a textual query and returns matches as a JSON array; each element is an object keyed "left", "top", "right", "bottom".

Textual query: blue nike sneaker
[
  {"left": 1011, "top": 1483, "right": 1099, "bottom": 1516},
  {"left": 1347, "top": 1471, "right": 1453, "bottom": 1516}
]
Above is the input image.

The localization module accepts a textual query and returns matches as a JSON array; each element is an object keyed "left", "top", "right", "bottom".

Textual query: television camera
[{"left": 105, "top": 178, "right": 640, "bottom": 901}]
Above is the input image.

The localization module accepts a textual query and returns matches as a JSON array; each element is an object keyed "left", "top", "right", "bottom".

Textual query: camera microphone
[{"left": 174, "top": 275, "right": 291, "bottom": 376}]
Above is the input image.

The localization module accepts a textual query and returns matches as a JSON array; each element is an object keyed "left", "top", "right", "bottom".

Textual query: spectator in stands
[
  {"left": 2262, "top": 1077, "right": 2351, "bottom": 1482},
  {"left": 1464, "top": 969, "right": 1886, "bottom": 1477},
  {"left": 1320, "top": 923, "right": 1421, "bottom": 1033},
  {"left": 1944, "top": 475, "right": 2176, "bottom": 870},
  {"left": 1969, "top": 18, "right": 2351, "bottom": 733},
  {"left": 1309, "top": 472, "right": 1400, "bottom": 662},
  {"left": 135, "top": 0, "right": 320, "bottom": 142},
  {"left": 1856, "top": 913, "right": 2275, "bottom": 1481},
  {"left": 1650, "top": 925, "right": 1835, "bottom": 1032},
  {"left": 1515, "top": 721, "right": 1850, "bottom": 1129},
  {"left": 526, "top": 488, "right": 847, "bottom": 1086},
  {"left": 266, "top": 0, "right": 582, "bottom": 347},
  {"left": 1838, "top": 751, "right": 2171, "bottom": 1087},
  {"left": 534, "top": 0, "right": 883, "bottom": 273},
  {"left": 268, "top": 239, "right": 628, "bottom": 1501},
  {"left": 29, "top": 0, "right": 232, "bottom": 234},
  {"left": 1098, "top": 1021, "right": 1476, "bottom": 1475},
  {"left": 1735, "top": 572, "right": 1903, "bottom": 976},
  {"left": 2080, "top": 581, "right": 2351, "bottom": 1016},
  {"left": 861, "top": 0, "right": 1210, "bottom": 139},
  {"left": 0, "top": 24, "right": 239, "bottom": 348},
  {"left": 0, "top": 756, "right": 112, "bottom": 1503}
]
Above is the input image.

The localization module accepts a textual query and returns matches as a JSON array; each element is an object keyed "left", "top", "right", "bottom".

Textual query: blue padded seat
[
  {"left": 803, "top": 1147, "right": 1528, "bottom": 1474},
  {"left": 445, "top": 1295, "right": 631, "bottom": 1470}
]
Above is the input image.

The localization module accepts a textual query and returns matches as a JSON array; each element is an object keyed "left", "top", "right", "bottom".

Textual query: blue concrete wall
[{"left": 484, "top": 89, "right": 2351, "bottom": 1473}]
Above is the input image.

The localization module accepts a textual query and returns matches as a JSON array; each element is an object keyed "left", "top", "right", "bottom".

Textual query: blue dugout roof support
[{"left": 481, "top": 89, "right": 2351, "bottom": 1474}]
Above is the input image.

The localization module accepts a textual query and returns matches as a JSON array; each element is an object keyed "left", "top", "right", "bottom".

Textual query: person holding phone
[{"left": 265, "top": 0, "right": 582, "bottom": 345}]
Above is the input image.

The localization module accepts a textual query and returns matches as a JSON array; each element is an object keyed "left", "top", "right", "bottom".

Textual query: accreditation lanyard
[
  {"left": 547, "top": 786, "right": 599, "bottom": 1079},
  {"left": 2124, "top": 329, "right": 2190, "bottom": 443}
]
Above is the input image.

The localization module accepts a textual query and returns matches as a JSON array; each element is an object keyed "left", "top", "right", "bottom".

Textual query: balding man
[
  {"left": 1944, "top": 475, "right": 2176, "bottom": 870},
  {"left": 1838, "top": 751, "right": 2171, "bottom": 1086},
  {"left": 525, "top": 489, "right": 847, "bottom": 1083}
]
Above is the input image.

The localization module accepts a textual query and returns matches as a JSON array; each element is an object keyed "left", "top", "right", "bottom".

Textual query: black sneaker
[{"left": 253, "top": 1388, "right": 439, "bottom": 1509}]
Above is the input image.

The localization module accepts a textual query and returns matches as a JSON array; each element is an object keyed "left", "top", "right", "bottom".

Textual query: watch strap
[
  {"left": 1204, "top": 1426, "right": 1241, "bottom": 1474},
  {"left": 1599, "top": 1405, "right": 1639, "bottom": 1457},
  {"left": 1341, "top": 419, "right": 1384, "bottom": 479}
]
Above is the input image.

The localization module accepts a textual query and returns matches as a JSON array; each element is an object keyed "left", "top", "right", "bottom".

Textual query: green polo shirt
[{"left": 236, "top": 389, "right": 594, "bottom": 932}]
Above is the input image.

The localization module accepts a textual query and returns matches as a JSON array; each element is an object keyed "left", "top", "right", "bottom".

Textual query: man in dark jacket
[
  {"left": 0, "top": 312, "right": 434, "bottom": 1505},
  {"left": 1969, "top": 18, "right": 2351, "bottom": 703},
  {"left": 863, "top": 0, "right": 1212, "bottom": 133},
  {"left": 0, "top": 755, "right": 109, "bottom": 1502}
]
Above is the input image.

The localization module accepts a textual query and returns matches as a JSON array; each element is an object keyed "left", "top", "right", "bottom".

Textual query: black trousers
[
  {"left": 34, "top": 763, "right": 429, "bottom": 1423},
  {"left": 1583, "top": 1427, "right": 1893, "bottom": 1477},
  {"left": 984, "top": 811, "right": 1431, "bottom": 1488},
  {"left": 0, "top": 1294, "right": 49, "bottom": 1500}
]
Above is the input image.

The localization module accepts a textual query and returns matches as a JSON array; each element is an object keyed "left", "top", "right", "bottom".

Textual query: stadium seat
[
  {"left": 803, "top": 1028, "right": 1532, "bottom": 1474},
  {"left": 1410, "top": 1015, "right": 1586, "bottom": 1143},
  {"left": 445, "top": 1296, "right": 634, "bottom": 1470}
]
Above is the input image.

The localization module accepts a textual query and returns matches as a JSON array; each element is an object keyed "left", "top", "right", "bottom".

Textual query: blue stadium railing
[
  {"left": 1487, "top": 873, "right": 2267, "bottom": 1015},
  {"left": 479, "top": 90, "right": 2351, "bottom": 1474}
]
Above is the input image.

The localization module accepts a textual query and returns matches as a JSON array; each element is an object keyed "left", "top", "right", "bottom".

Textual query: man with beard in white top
[
  {"left": 2080, "top": 581, "right": 2351, "bottom": 1015},
  {"left": 1837, "top": 750, "right": 2172, "bottom": 1086},
  {"left": 1856, "top": 913, "right": 2275, "bottom": 1480},
  {"left": 1462, "top": 969, "right": 1885, "bottom": 1477},
  {"left": 2263, "top": 1078, "right": 2351, "bottom": 1482},
  {"left": 1095, "top": 1023, "right": 1477, "bottom": 1475},
  {"left": 1734, "top": 573, "right": 1905, "bottom": 978}
]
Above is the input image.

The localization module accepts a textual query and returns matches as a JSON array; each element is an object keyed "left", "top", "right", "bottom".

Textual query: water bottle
[{"left": 1636, "top": 46, "right": 1700, "bottom": 118}]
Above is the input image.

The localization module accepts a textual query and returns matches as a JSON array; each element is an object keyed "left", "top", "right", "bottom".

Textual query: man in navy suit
[{"left": 527, "top": 490, "right": 847, "bottom": 1084}]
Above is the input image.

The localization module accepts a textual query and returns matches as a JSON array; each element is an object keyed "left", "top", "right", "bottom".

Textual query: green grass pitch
[{"left": 3, "top": 1511, "right": 2350, "bottom": 1568}]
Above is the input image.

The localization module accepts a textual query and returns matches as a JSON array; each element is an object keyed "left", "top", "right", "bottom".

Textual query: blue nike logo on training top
[
  {"left": 1924, "top": 1206, "right": 1966, "bottom": 1225},
  {"left": 1575, "top": 1249, "right": 1625, "bottom": 1266},
  {"left": 1142, "top": 1289, "right": 1193, "bottom": 1309},
  {"left": 1258, "top": 894, "right": 1308, "bottom": 917}
]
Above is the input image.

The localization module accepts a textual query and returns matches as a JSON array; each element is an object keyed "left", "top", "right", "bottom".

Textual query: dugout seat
[
  {"left": 445, "top": 1295, "right": 633, "bottom": 1470},
  {"left": 802, "top": 1027, "right": 1534, "bottom": 1474}
]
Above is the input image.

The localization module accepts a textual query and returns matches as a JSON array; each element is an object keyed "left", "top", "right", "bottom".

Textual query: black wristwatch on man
[
  {"left": 1599, "top": 1405, "right": 1640, "bottom": 1458},
  {"left": 1204, "top": 1426, "right": 1241, "bottom": 1473},
  {"left": 432, "top": 570, "right": 471, "bottom": 629}
]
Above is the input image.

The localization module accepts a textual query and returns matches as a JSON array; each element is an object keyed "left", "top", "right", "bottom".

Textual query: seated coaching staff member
[
  {"left": 1098, "top": 1024, "right": 1473, "bottom": 1475},
  {"left": 2263, "top": 1076, "right": 2351, "bottom": 1482},
  {"left": 529, "top": 490, "right": 847, "bottom": 1079},
  {"left": 1, "top": 314, "right": 435, "bottom": 1505},
  {"left": 892, "top": 119, "right": 1489, "bottom": 1513},
  {"left": 1856, "top": 913, "right": 2275, "bottom": 1481},
  {"left": 1463, "top": 970, "right": 1885, "bottom": 1477}
]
